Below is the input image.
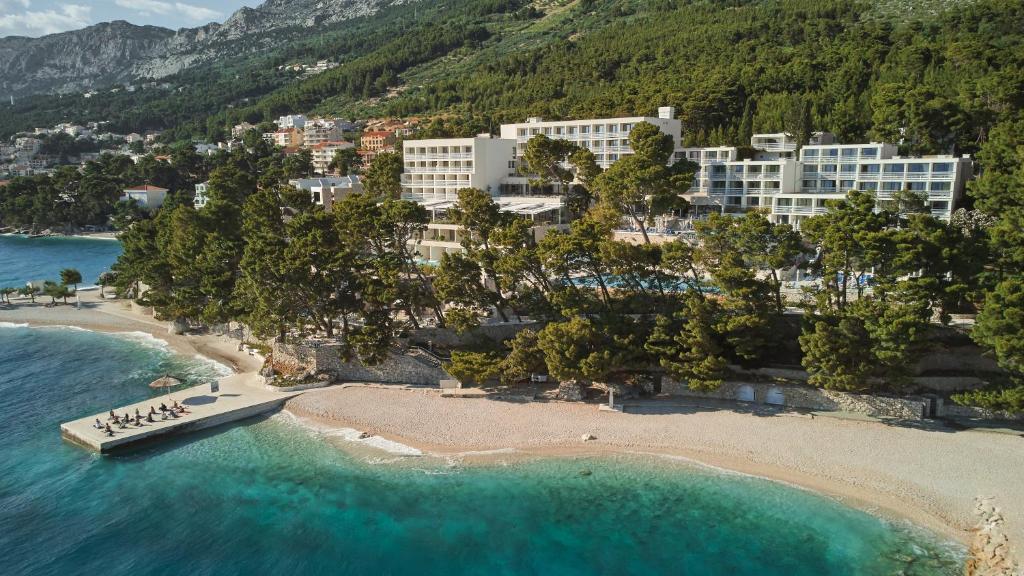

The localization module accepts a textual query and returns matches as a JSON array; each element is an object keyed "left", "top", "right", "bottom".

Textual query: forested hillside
[{"left": 2, "top": 0, "right": 1022, "bottom": 158}]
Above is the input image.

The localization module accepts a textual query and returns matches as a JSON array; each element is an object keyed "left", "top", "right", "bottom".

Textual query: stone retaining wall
[
  {"left": 661, "top": 378, "right": 929, "bottom": 420},
  {"left": 941, "top": 404, "right": 1024, "bottom": 422},
  {"left": 273, "top": 341, "right": 451, "bottom": 386}
]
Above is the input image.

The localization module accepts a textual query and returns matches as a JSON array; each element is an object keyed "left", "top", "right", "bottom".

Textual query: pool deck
[{"left": 60, "top": 374, "right": 302, "bottom": 453}]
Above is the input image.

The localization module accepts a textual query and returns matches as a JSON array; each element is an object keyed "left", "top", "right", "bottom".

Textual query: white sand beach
[{"left": 287, "top": 385, "right": 1024, "bottom": 555}]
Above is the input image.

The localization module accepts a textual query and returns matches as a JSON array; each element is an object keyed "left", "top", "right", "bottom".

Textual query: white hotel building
[
  {"left": 683, "top": 134, "right": 973, "bottom": 229},
  {"left": 401, "top": 135, "right": 567, "bottom": 263},
  {"left": 499, "top": 107, "right": 682, "bottom": 171}
]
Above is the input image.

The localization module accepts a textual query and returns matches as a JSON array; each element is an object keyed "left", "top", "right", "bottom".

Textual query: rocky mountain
[{"left": 0, "top": 0, "right": 407, "bottom": 98}]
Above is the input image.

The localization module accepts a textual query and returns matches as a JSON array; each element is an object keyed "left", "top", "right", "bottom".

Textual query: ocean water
[
  {"left": 0, "top": 325, "right": 965, "bottom": 575},
  {"left": 0, "top": 235, "right": 122, "bottom": 288}
]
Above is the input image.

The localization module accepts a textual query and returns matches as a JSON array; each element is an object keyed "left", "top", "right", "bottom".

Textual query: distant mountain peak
[{"left": 0, "top": 0, "right": 406, "bottom": 98}]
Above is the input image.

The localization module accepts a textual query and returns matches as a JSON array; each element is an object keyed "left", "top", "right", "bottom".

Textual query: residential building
[
  {"left": 289, "top": 176, "right": 363, "bottom": 211},
  {"left": 499, "top": 106, "right": 682, "bottom": 170},
  {"left": 303, "top": 124, "right": 344, "bottom": 147},
  {"left": 194, "top": 181, "right": 209, "bottom": 209},
  {"left": 277, "top": 115, "right": 307, "bottom": 130},
  {"left": 311, "top": 140, "right": 356, "bottom": 174},
  {"left": 121, "top": 185, "right": 168, "bottom": 209},
  {"left": 361, "top": 130, "right": 397, "bottom": 152},
  {"left": 263, "top": 129, "right": 304, "bottom": 148},
  {"left": 231, "top": 122, "right": 256, "bottom": 139}
]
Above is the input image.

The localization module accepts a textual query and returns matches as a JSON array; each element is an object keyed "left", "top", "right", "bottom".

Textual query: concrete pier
[{"left": 60, "top": 374, "right": 301, "bottom": 453}]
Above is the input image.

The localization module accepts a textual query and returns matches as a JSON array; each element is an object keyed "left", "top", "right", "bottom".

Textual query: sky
[{"left": 0, "top": 0, "right": 260, "bottom": 38}]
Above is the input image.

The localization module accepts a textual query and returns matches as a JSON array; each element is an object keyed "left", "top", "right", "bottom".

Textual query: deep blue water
[
  {"left": 0, "top": 325, "right": 965, "bottom": 575},
  {"left": 0, "top": 235, "right": 122, "bottom": 288}
]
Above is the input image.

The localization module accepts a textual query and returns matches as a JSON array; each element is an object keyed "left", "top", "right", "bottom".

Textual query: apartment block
[
  {"left": 499, "top": 107, "right": 682, "bottom": 170},
  {"left": 360, "top": 130, "right": 397, "bottom": 152},
  {"left": 311, "top": 140, "right": 355, "bottom": 174}
]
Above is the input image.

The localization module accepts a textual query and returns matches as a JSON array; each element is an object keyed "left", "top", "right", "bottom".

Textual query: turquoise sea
[
  {"left": 0, "top": 325, "right": 966, "bottom": 575},
  {"left": 0, "top": 240, "right": 965, "bottom": 575},
  {"left": 0, "top": 234, "right": 122, "bottom": 288}
]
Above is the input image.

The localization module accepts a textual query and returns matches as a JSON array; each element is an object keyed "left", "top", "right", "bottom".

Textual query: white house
[
  {"left": 121, "top": 185, "right": 169, "bottom": 209},
  {"left": 277, "top": 115, "right": 308, "bottom": 130},
  {"left": 289, "top": 176, "right": 362, "bottom": 212}
]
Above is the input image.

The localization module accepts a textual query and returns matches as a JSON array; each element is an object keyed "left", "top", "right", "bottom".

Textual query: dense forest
[{"left": 5, "top": 0, "right": 1022, "bottom": 155}]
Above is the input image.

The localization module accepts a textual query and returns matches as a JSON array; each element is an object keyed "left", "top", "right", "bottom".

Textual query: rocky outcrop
[
  {"left": 0, "top": 0, "right": 413, "bottom": 97},
  {"left": 966, "top": 497, "right": 1017, "bottom": 576}
]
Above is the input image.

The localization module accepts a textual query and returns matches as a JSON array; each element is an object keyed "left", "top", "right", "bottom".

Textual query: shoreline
[
  {"left": 0, "top": 291, "right": 258, "bottom": 375},
  {"left": 285, "top": 386, "right": 1024, "bottom": 558},
  {"left": 1, "top": 231, "right": 119, "bottom": 241},
  {"left": 3, "top": 295, "right": 1017, "bottom": 564},
  {"left": 282, "top": 404, "right": 969, "bottom": 546}
]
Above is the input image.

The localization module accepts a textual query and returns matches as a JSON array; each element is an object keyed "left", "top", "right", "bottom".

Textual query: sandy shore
[
  {"left": 0, "top": 290, "right": 260, "bottom": 374},
  {"left": 287, "top": 385, "right": 1024, "bottom": 553}
]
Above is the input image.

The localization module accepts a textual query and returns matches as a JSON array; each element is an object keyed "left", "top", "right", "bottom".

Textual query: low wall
[
  {"left": 940, "top": 404, "right": 1024, "bottom": 422},
  {"left": 661, "top": 378, "right": 928, "bottom": 420},
  {"left": 273, "top": 341, "right": 451, "bottom": 386},
  {"left": 731, "top": 366, "right": 988, "bottom": 393}
]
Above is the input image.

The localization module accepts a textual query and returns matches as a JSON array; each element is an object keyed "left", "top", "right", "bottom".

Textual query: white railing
[
  {"left": 404, "top": 153, "right": 473, "bottom": 160},
  {"left": 404, "top": 166, "right": 473, "bottom": 174}
]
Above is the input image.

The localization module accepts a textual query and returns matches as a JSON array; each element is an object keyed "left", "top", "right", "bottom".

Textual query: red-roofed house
[{"left": 121, "top": 184, "right": 169, "bottom": 209}]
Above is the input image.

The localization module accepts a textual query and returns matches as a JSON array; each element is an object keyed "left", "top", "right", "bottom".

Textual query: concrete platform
[{"left": 60, "top": 374, "right": 302, "bottom": 453}]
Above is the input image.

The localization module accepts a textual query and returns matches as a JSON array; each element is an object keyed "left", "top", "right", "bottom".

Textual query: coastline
[
  {"left": 0, "top": 290, "right": 259, "bottom": 375},
  {"left": 4, "top": 293, "right": 1018, "bottom": 563},
  {"left": 284, "top": 386, "right": 1024, "bottom": 555}
]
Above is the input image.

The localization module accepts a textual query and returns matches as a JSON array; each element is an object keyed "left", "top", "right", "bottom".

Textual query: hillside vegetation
[{"left": 2, "top": 0, "right": 1022, "bottom": 158}]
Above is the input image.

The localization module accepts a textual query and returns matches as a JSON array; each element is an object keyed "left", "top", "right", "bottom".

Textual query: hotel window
[
  {"left": 820, "top": 180, "right": 837, "bottom": 190},
  {"left": 609, "top": 125, "right": 618, "bottom": 133},
  {"left": 841, "top": 149, "right": 858, "bottom": 159},
  {"left": 908, "top": 182, "right": 927, "bottom": 191},
  {"left": 882, "top": 182, "right": 902, "bottom": 191},
  {"left": 543, "top": 128, "right": 552, "bottom": 135},
  {"left": 776, "top": 198, "right": 792, "bottom": 207},
  {"left": 609, "top": 154, "right": 618, "bottom": 162},
  {"left": 932, "top": 162, "right": 953, "bottom": 173},
  {"left": 580, "top": 126, "right": 590, "bottom": 134},
  {"left": 517, "top": 128, "right": 527, "bottom": 137},
  {"left": 816, "top": 199, "right": 828, "bottom": 208},
  {"left": 907, "top": 163, "right": 927, "bottom": 173},
  {"left": 860, "top": 164, "right": 880, "bottom": 174},
  {"left": 858, "top": 181, "right": 878, "bottom": 191},
  {"left": 803, "top": 149, "right": 819, "bottom": 159},
  {"left": 746, "top": 181, "right": 761, "bottom": 190},
  {"left": 860, "top": 147, "right": 878, "bottom": 158},
  {"left": 883, "top": 164, "right": 904, "bottom": 174},
  {"left": 764, "top": 181, "right": 780, "bottom": 190},
  {"left": 593, "top": 125, "right": 604, "bottom": 134},
  {"left": 930, "top": 182, "right": 951, "bottom": 191},
  {"left": 931, "top": 201, "right": 949, "bottom": 211},
  {"left": 567, "top": 127, "right": 576, "bottom": 135},
  {"left": 841, "top": 180, "right": 855, "bottom": 190},
  {"left": 820, "top": 164, "right": 837, "bottom": 174},
  {"left": 748, "top": 197, "right": 760, "bottom": 206},
  {"left": 803, "top": 165, "right": 818, "bottom": 174},
  {"left": 824, "top": 148, "right": 839, "bottom": 158},
  {"left": 728, "top": 196, "right": 742, "bottom": 205},
  {"left": 802, "top": 179, "right": 817, "bottom": 188}
]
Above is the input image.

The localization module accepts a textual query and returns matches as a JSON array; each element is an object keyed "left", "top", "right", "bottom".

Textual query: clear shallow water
[
  {"left": 0, "top": 325, "right": 966, "bottom": 575},
  {"left": 0, "top": 235, "right": 122, "bottom": 288}
]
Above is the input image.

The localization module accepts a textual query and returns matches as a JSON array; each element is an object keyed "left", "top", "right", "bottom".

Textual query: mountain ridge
[{"left": 0, "top": 0, "right": 406, "bottom": 98}]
